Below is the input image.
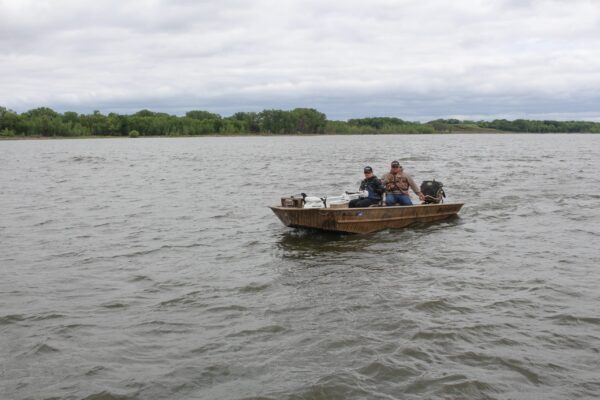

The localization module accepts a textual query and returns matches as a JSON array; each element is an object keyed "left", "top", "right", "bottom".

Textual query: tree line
[
  {"left": 1, "top": 106, "right": 599, "bottom": 137},
  {"left": 428, "top": 118, "right": 600, "bottom": 133}
]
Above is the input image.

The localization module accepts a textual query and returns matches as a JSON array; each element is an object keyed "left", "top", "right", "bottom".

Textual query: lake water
[{"left": 1, "top": 134, "right": 599, "bottom": 400}]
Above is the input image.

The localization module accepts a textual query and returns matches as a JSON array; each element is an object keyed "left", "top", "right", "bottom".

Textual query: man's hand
[{"left": 418, "top": 192, "right": 425, "bottom": 201}]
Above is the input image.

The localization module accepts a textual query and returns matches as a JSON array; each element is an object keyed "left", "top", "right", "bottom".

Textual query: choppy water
[{"left": 1, "top": 134, "right": 599, "bottom": 400}]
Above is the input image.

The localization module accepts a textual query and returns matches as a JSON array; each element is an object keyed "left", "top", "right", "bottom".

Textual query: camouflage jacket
[{"left": 381, "top": 171, "right": 421, "bottom": 195}]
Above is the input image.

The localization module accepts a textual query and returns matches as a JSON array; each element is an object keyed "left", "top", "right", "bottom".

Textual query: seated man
[
  {"left": 349, "top": 166, "right": 385, "bottom": 208},
  {"left": 381, "top": 160, "right": 425, "bottom": 206}
]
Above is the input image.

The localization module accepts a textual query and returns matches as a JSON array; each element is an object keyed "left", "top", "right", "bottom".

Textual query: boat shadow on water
[
  {"left": 276, "top": 228, "right": 361, "bottom": 253},
  {"left": 275, "top": 215, "right": 463, "bottom": 255}
]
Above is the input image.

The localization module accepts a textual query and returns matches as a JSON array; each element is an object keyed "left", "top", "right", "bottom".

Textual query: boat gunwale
[
  {"left": 269, "top": 202, "right": 463, "bottom": 233},
  {"left": 269, "top": 202, "right": 464, "bottom": 213}
]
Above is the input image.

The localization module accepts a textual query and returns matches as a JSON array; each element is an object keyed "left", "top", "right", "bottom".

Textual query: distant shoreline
[
  {"left": 2, "top": 131, "right": 599, "bottom": 141},
  {"left": 3, "top": 107, "right": 600, "bottom": 137}
]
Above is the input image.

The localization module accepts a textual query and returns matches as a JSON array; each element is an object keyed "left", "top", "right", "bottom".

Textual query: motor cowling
[{"left": 420, "top": 180, "right": 445, "bottom": 204}]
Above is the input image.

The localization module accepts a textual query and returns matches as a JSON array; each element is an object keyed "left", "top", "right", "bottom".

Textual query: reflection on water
[
  {"left": 1, "top": 134, "right": 600, "bottom": 400},
  {"left": 276, "top": 216, "right": 463, "bottom": 257},
  {"left": 278, "top": 229, "right": 361, "bottom": 250}
]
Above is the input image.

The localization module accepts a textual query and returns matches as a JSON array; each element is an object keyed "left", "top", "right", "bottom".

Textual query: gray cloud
[{"left": 1, "top": 0, "right": 599, "bottom": 120}]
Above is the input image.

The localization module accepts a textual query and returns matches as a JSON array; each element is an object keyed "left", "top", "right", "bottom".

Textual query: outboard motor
[{"left": 420, "top": 180, "right": 445, "bottom": 204}]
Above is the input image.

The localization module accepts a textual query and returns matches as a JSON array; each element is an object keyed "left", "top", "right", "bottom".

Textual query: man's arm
[
  {"left": 381, "top": 173, "right": 391, "bottom": 191},
  {"left": 407, "top": 174, "right": 425, "bottom": 201},
  {"left": 374, "top": 178, "right": 385, "bottom": 195}
]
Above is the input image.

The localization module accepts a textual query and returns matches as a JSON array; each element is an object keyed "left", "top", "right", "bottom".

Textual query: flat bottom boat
[{"left": 270, "top": 203, "right": 463, "bottom": 234}]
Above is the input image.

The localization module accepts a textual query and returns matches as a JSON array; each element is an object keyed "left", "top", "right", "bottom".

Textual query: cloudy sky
[{"left": 1, "top": 0, "right": 599, "bottom": 120}]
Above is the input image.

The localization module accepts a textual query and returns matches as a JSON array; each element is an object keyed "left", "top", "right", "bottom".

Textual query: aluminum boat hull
[{"left": 270, "top": 203, "right": 463, "bottom": 234}]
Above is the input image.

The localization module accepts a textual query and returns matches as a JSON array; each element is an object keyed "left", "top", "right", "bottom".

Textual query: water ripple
[{"left": 2, "top": 134, "right": 600, "bottom": 399}]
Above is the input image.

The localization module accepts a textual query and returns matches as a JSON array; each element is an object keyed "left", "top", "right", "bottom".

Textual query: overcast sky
[{"left": 1, "top": 0, "right": 599, "bottom": 120}]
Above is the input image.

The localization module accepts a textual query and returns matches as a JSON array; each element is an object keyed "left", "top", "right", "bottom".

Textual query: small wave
[
  {"left": 101, "top": 302, "right": 127, "bottom": 309},
  {"left": 206, "top": 304, "right": 248, "bottom": 313},
  {"left": 264, "top": 305, "right": 313, "bottom": 316},
  {"left": 402, "top": 156, "right": 433, "bottom": 162},
  {"left": 62, "top": 155, "right": 107, "bottom": 164},
  {"left": 536, "top": 331, "right": 590, "bottom": 349},
  {"left": 441, "top": 378, "right": 498, "bottom": 397},
  {"left": 116, "top": 243, "right": 206, "bottom": 258},
  {"left": 450, "top": 352, "right": 541, "bottom": 384},
  {"left": 572, "top": 194, "right": 600, "bottom": 200},
  {"left": 1, "top": 313, "right": 66, "bottom": 325},
  {"left": 210, "top": 211, "right": 235, "bottom": 219},
  {"left": 158, "top": 291, "right": 204, "bottom": 307},
  {"left": 87, "top": 205, "right": 110, "bottom": 211},
  {"left": 135, "top": 320, "right": 191, "bottom": 327},
  {"left": 49, "top": 251, "right": 83, "bottom": 259},
  {"left": 226, "top": 324, "right": 286, "bottom": 337},
  {"left": 413, "top": 298, "right": 470, "bottom": 314},
  {"left": 162, "top": 242, "right": 207, "bottom": 250},
  {"left": 129, "top": 275, "right": 153, "bottom": 283},
  {"left": 404, "top": 373, "right": 469, "bottom": 394},
  {"left": 82, "top": 391, "right": 133, "bottom": 400},
  {"left": 294, "top": 372, "right": 367, "bottom": 399},
  {"left": 0, "top": 314, "right": 26, "bottom": 325},
  {"left": 581, "top": 381, "right": 600, "bottom": 396},
  {"left": 191, "top": 342, "right": 224, "bottom": 354},
  {"left": 53, "top": 323, "right": 95, "bottom": 335},
  {"left": 547, "top": 313, "right": 600, "bottom": 325},
  {"left": 489, "top": 298, "right": 534, "bottom": 308},
  {"left": 501, "top": 359, "right": 542, "bottom": 385},
  {"left": 31, "top": 313, "right": 65, "bottom": 321},
  {"left": 238, "top": 283, "right": 270, "bottom": 293},
  {"left": 505, "top": 157, "right": 540, "bottom": 162},
  {"left": 83, "top": 245, "right": 186, "bottom": 263},
  {"left": 318, "top": 336, "right": 362, "bottom": 351},
  {"left": 33, "top": 219, "right": 54, "bottom": 226},
  {"left": 85, "top": 366, "right": 107, "bottom": 376},
  {"left": 411, "top": 330, "right": 459, "bottom": 341},
  {"left": 565, "top": 228, "right": 600, "bottom": 237},
  {"left": 400, "top": 347, "right": 433, "bottom": 363},
  {"left": 29, "top": 343, "right": 59, "bottom": 355},
  {"left": 132, "top": 321, "right": 194, "bottom": 336},
  {"left": 356, "top": 360, "right": 418, "bottom": 381}
]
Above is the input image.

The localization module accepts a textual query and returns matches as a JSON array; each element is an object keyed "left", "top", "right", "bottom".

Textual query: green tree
[
  {"left": 185, "top": 110, "right": 221, "bottom": 120},
  {"left": 290, "top": 108, "right": 327, "bottom": 133},
  {"left": 231, "top": 112, "right": 260, "bottom": 133},
  {"left": 23, "top": 107, "right": 59, "bottom": 119},
  {"left": 0, "top": 106, "right": 20, "bottom": 132}
]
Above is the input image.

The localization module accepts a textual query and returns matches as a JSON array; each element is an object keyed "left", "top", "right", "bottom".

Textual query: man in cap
[
  {"left": 349, "top": 166, "right": 385, "bottom": 208},
  {"left": 381, "top": 161, "right": 425, "bottom": 206}
]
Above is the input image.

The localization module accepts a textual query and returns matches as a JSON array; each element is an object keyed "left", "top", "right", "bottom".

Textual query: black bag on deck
[{"left": 420, "top": 180, "right": 445, "bottom": 204}]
